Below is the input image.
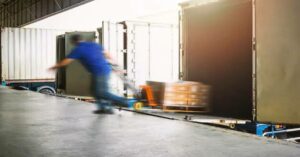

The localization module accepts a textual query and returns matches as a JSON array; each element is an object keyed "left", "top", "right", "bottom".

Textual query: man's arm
[
  {"left": 104, "top": 51, "right": 127, "bottom": 74},
  {"left": 48, "top": 58, "right": 74, "bottom": 70},
  {"left": 104, "top": 51, "right": 115, "bottom": 64},
  {"left": 49, "top": 46, "right": 81, "bottom": 71}
]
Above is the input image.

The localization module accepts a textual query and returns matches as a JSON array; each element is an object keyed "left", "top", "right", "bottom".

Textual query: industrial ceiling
[{"left": 0, "top": 0, "right": 93, "bottom": 27}]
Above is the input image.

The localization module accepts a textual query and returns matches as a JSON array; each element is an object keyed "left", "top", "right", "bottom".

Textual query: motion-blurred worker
[{"left": 49, "top": 34, "right": 130, "bottom": 114}]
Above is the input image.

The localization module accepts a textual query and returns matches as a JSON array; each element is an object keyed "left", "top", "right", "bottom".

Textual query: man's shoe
[
  {"left": 93, "top": 109, "right": 106, "bottom": 114},
  {"left": 127, "top": 99, "right": 137, "bottom": 108},
  {"left": 103, "top": 106, "right": 115, "bottom": 114},
  {"left": 105, "top": 108, "right": 115, "bottom": 114}
]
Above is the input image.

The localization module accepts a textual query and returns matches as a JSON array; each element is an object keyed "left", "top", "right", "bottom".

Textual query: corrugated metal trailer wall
[
  {"left": 0, "top": 0, "right": 93, "bottom": 27},
  {"left": 1, "top": 27, "right": 65, "bottom": 82}
]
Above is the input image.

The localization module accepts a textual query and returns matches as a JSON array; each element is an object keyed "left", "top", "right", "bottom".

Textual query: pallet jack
[{"left": 111, "top": 64, "right": 158, "bottom": 110}]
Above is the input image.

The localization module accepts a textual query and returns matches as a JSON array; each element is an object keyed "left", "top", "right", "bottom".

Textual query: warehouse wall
[{"left": 0, "top": 0, "right": 93, "bottom": 27}]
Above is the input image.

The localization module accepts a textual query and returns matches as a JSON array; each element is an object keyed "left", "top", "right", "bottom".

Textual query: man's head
[{"left": 70, "top": 34, "right": 83, "bottom": 45}]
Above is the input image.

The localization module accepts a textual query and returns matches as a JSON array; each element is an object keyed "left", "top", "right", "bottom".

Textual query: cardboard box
[
  {"left": 165, "top": 86, "right": 190, "bottom": 92},
  {"left": 188, "top": 93, "right": 202, "bottom": 99},
  {"left": 164, "top": 93, "right": 188, "bottom": 99},
  {"left": 164, "top": 100, "right": 187, "bottom": 106},
  {"left": 163, "top": 81, "right": 210, "bottom": 107},
  {"left": 188, "top": 98, "right": 209, "bottom": 106}
]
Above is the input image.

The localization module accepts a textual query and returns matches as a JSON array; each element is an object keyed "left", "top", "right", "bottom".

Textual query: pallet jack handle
[{"left": 140, "top": 85, "right": 158, "bottom": 107}]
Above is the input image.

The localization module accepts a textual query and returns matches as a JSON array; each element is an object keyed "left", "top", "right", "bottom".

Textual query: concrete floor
[
  {"left": 0, "top": 87, "right": 300, "bottom": 157},
  {"left": 124, "top": 108, "right": 246, "bottom": 121}
]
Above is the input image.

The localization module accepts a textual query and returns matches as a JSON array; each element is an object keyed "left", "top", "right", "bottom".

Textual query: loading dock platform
[{"left": 0, "top": 87, "right": 300, "bottom": 157}]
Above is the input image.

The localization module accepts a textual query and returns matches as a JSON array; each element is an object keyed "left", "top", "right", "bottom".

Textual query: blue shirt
[{"left": 67, "top": 42, "right": 111, "bottom": 75}]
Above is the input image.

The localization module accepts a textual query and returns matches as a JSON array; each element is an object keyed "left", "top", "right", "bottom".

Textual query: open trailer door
[
  {"left": 180, "top": 0, "right": 253, "bottom": 119},
  {"left": 56, "top": 31, "right": 96, "bottom": 96},
  {"left": 255, "top": 0, "right": 300, "bottom": 124},
  {"left": 125, "top": 21, "right": 179, "bottom": 87},
  {"left": 100, "top": 21, "right": 125, "bottom": 95}
]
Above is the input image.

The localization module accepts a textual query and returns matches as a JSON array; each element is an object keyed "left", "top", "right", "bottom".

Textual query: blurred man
[{"left": 49, "top": 34, "right": 129, "bottom": 114}]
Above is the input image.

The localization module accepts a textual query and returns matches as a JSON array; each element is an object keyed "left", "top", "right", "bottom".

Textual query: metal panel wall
[
  {"left": 56, "top": 34, "right": 66, "bottom": 90},
  {"left": 65, "top": 32, "right": 95, "bottom": 96},
  {"left": 56, "top": 31, "right": 96, "bottom": 96},
  {"left": 126, "top": 21, "right": 179, "bottom": 88},
  {"left": 1, "top": 27, "right": 65, "bottom": 82},
  {"left": 0, "top": 0, "right": 93, "bottom": 27},
  {"left": 181, "top": 0, "right": 253, "bottom": 119},
  {"left": 255, "top": 0, "right": 300, "bottom": 124}
]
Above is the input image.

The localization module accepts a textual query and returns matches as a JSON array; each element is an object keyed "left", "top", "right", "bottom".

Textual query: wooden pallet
[
  {"left": 63, "top": 95, "right": 96, "bottom": 103},
  {"left": 163, "top": 105, "right": 208, "bottom": 113},
  {"left": 77, "top": 98, "right": 96, "bottom": 103}
]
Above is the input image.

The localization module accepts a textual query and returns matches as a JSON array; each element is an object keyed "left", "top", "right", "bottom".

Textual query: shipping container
[
  {"left": 56, "top": 31, "right": 96, "bottom": 96},
  {"left": 1, "top": 27, "right": 66, "bottom": 93},
  {"left": 100, "top": 21, "right": 179, "bottom": 96},
  {"left": 180, "top": 0, "right": 300, "bottom": 124}
]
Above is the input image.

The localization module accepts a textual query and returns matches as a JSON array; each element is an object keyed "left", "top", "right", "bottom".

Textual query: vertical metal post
[
  {"left": 178, "top": 9, "right": 184, "bottom": 80},
  {"left": 115, "top": 23, "right": 119, "bottom": 64},
  {"left": 148, "top": 23, "right": 151, "bottom": 80},
  {"left": 252, "top": 0, "right": 257, "bottom": 122},
  {"left": 115, "top": 22, "right": 120, "bottom": 94},
  {"left": 121, "top": 21, "right": 128, "bottom": 97},
  {"left": 0, "top": 28, "right": 2, "bottom": 82},
  {"left": 107, "top": 22, "right": 111, "bottom": 52},
  {"left": 132, "top": 25, "right": 136, "bottom": 87},
  {"left": 170, "top": 24, "right": 174, "bottom": 80}
]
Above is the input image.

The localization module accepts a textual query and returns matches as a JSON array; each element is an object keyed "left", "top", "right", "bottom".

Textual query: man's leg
[
  {"left": 97, "top": 74, "right": 129, "bottom": 107},
  {"left": 92, "top": 76, "right": 110, "bottom": 112}
]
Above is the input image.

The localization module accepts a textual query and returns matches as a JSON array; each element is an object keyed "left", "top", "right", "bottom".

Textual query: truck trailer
[{"left": 1, "top": 27, "right": 66, "bottom": 94}]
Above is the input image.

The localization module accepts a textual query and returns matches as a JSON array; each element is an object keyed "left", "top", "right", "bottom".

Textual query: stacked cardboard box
[{"left": 163, "top": 81, "right": 210, "bottom": 111}]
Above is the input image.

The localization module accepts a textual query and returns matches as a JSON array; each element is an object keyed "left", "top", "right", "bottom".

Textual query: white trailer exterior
[{"left": 1, "top": 27, "right": 65, "bottom": 83}]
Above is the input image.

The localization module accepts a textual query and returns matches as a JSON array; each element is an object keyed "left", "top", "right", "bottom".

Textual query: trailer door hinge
[
  {"left": 179, "top": 43, "right": 183, "bottom": 49},
  {"left": 121, "top": 49, "right": 127, "bottom": 53},
  {"left": 252, "top": 37, "right": 256, "bottom": 51},
  {"left": 252, "top": 43, "right": 256, "bottom": 51},
  {"left": 179, "top": 72, "right": 184, "bottom": 79},
  {"left": 179, "top": 11, "right": 183, "bottom": 21}
]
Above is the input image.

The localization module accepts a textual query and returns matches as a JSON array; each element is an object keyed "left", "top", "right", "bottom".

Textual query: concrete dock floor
[{"left": 0, "top": 87, "right": 300, "bottom": 157}]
